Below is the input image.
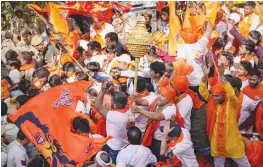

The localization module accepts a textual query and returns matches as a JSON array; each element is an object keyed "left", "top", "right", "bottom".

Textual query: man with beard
[{"left": 242, "top": 69, "right": 263, "bottom": 102}]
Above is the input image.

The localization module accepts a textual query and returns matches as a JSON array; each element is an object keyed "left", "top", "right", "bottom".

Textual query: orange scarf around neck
[
  {"left": 137, "top": 90, "right": 150, "bottom": 98},
  {"left": 20, "top": 63, "right": 33, "bottom": 71},
  {"left": 242, "top": 53, "right": 254, "bottom": 62},
  {"left": 206, "top": 96, "right": 228, "bottom": 156}
]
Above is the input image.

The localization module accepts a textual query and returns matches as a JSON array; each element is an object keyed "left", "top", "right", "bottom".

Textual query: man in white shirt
[
  {"left": 226, "top": 77, "right": 258, "bottom": 133},
  {"left": 94, "top": 81, "right": 130, "bottom": 164},
  {"left": 160, "top": 123, "right": 198, "bottom": 167},
  {"left": 7, "top": 129, "right": 29, "bottom": 167},
  {"left": 7, "top": 59, "right": 21, "bottom": 84},
  {"left": 90, "top": 17, "right": 115, "bottom": 48},
  {"left": 131, "top": 87, "right": 177, "bottom": 161},
  {"left": 177, "top": 21, "right": 212, "bottom": 89},
  {"left": 84, "top": 41, "right": 107, "bottom": 68},
  {"left": 116, "top": 126, "right": 157, "bottom": 167}
]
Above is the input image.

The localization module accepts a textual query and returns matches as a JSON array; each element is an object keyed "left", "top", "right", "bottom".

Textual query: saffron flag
[
  {"left": 168, "top": 1, "right": 184, "bottom": 56},
  {"left": 8, "top": 81, "right": 111, "bottom": 167},
  {"left": 205, "top": 2, "right": 219, "bottom": 26}
]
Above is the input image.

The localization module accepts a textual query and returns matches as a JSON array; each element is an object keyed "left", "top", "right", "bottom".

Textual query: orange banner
[
  {"left": 8, "top": 81, "right": 111, "bottom": 167},
  {"left": 168, "top": 1, "right": 184, "bottom": 56}
]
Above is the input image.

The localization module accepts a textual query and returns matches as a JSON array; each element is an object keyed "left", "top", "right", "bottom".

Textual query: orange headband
[{"left": 210, "top": 83, "right": 226, "bottom": 95}]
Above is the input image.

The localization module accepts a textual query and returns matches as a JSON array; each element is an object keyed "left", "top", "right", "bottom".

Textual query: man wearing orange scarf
[
  {"left": 159, "top": 122, "right": 198, "bottom": 167},
  {"left": 199, "top": 64, "right": 250, "bottom": 167},
  {"left": 94, "top": 81, "right": 130, "bottom": 164},
  {"left": 131, "top": 86, "right": 176, "bottom": 161}
]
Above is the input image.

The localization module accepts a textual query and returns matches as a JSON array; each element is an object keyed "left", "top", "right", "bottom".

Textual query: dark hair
[
  {"left": 87, "top": 88, "right": 98, "bottom": 97},
  {"left": 7, "top": 59, "right": 21, "bottom": 69},
  {"left": 21, "top": 29, "right": 32, "bottom": 36},
  {"left": 148, "top": 46, "right": 158, "bottom": 58},
  {"left": 249, "top": 30, "right": 262, "bottom": 46},
  {"left": 5, "top": 50, "right": 18, "bottom": 61},
  {"left": 248, "top": 68, "right": 261, "bottom": 78},
  {"left": 88, "top": 41, "right": 101, "bottom": 51},
  {"left": 76, "top": 71, "right": 89, "bottom": 81},
  {"left": 163, "top": 123, "right": 182, "bottom": 138},
  {"left": 150, "top": 61, "right": 166, "bottom": 77},
  {"left": 62, "top": 62, "right": 75, "bottom": 72},
  {"left": 76, "top": 46, "right": 84, "bottom": 55},
  {"left": 72, "top": 117, "right": 90, "bottom": 133},
  {"left": 1, "top": 101, "right": 8, "bottom": 116},
  {"left": 86, "top": 62, "right": 100, "bottom": 72},
  {"left": 21, "top": 51, "right": 34, "bottom": 64},
  {"left": 227, "top": 77, "right": 242, "bottom": 91},
  {"left": 244, "top": 39, "right": 255, "bottom": 53},
  {"left": 245, "top": 1, "right": 256, "bottom": 8},
  {"left": 127, "top": 126, "right": 142, "bottom": 145},
  {"left": 1, "top": 76, "right": 12, "bottom": 85},
  {"left": 49, "top": 75, "right": 62, "bottom": 87},
  {"left": 16, "top": 95, "right": 29, "bottom": 107},
  {"left": 212, "top": 38, "right": 225, "bottom": 49},
  {"left": 257, "top": 63, "right": 263, "bottom": 70},
  {"left": 28, "top": 155, "right": 50, "bottom": 167},
  {"left": 1, "top": 14, "right": 6, "bottom": 20},
  {"left": 17, "top": 129, "right": 27, "bottom": 140},
  {"left": 33, "top": 67, "right": 50, "bottom": 79},
  {"left": 106, "top": 45, "right": 117, "bottom": 53},
  {"left": 161, "top": 6, "right": 169, "bottom": 15},
  {"left": 105, "top": 32, "right": 118, "bottom": 43},
  {"left": 111, "top": 91, "right": 128, "bottom": 109},
  {"left": 28, "top": 87, "right": 40, "bottom": 98},
  {"left": 137, "top": 76, "right": 147, "bottom": 92},
  {"left": 240, "top": 61, "right": 253, "bottom": 74},
  {"left": 99, "top": 152, "right": 111, "bottom": 164},
  {"left": 18, "top": 79, "right": 31, "bottom": 94}
]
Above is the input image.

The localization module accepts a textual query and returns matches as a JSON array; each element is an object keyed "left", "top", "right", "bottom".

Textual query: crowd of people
[{"left": 1, "top": 1, "right": 263, "bottom": 167}]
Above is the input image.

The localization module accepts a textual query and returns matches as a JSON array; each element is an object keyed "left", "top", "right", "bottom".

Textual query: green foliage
[{"left": 1, "top": 1, "right": 53, "bottom": 23}]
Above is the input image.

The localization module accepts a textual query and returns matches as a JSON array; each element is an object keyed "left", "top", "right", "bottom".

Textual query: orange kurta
[{"left": 242, "top": 83, "right": 263, "bottom": 101}]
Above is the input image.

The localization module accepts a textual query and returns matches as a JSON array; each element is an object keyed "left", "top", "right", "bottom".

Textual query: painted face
[{"left": 248, "top": 75, "right": 260, "bottom": 88}]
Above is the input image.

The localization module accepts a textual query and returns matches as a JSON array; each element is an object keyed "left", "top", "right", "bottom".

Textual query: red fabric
[
  {"left": 8, "top": 81, "right": 112, "bottom": 166},
  {"left": 255, "top": 102, "right": 263, "bottom": 138}
]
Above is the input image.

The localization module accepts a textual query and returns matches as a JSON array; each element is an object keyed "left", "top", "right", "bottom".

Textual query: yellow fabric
[
  {"left": 205, "top": 2, "right": 219, "bottom": 25},
  {"left": 199, "top": 81, "right": 245, "bottom": 158},
  {"left": 256, "top": 2, "right": 263, "bottom": 25},
  {"left": 239, "top": 13, "right": 254, "bottom": 37},
  {"left": 183, "top": 2, "right": 193, "bottom": 29}
]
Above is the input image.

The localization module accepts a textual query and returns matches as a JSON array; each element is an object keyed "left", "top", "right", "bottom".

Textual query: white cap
[
  {"left": 116, "top": 54, "right": 131, "bottom": 64},
  {"left": 229, "top": 13, "right": 241, "bottom": 24},
  {"left": 95, "top": 151, "right": 112, "bottom": 167}
]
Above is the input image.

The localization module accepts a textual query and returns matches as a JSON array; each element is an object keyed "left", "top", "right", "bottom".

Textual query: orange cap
[
  {"left": 180, "top": 28, "right": 198, "bottom": 44},
  {"left": 160, "top": 87, "right": 176, "bottom": 101}
]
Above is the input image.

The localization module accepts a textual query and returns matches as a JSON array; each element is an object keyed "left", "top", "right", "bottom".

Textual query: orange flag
[
  {"left": 8, "top": 81, "right": 111, "bottom": 167},
  {"left": 28, "top": 3, "right": 70, "bottom": 36},
  {"left": 205, "top": 2, "right": 219, "bottom": 26},
  {"left": 168, "top": 1, "right": 184, "bottom": 56}
]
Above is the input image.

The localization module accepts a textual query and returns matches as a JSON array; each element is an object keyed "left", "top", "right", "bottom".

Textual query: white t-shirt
[
  {"left": 84, "top": 54, "right": 107, "bottom": 68},
  {"left": 176, "top": 95, "right": 193, "bottom": 131},
  {"left": 224, "top": 66, "right": 235, "bottom": 76},
  {"left": 171, "top": 129, "right": 198, "bottom": 167},
  {"left": 241, "top": 80, "right": 249, "bottom": 90},
  {"left": 9, "top": 69, "right": 20, "bottom": 84},
  {"left": 134, "top": 93, "right": 157, "bottom": 135},
  {"left": 153, "top": 104, "right": 176, "bottom": 141},
  {"left": 177, "top": 36, "right": 209, "bottom": 86},
  {"left": 238, "top": 94, "right": 258, "bottom": 131},
  {"left": 239, "top": 10, "right": 260, "bottom": 31},
  {"left": 106, "top": 110, "right": 129, "bottom": 150},
  {"left": 7, "top": 140, "right": 29, "bottom": 167},
  {"left": 116, "top": 145, "right": 157, "bottom": 167}
]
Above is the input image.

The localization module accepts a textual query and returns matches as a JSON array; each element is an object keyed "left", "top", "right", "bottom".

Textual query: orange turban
[
  {"left": 158, "top": 77, "right": 170, "bottom": 87},
  {"left": 160, "top": 87, "right": 176, "bottom": 101},
  {"left": 180, "top": 28, "right": 198, "bottom": 44},
  {"left": 1, "top": 79, "right": 11, "bottom": 100},
  {"left": 171, "top": 75, "right": 189, "bottom": 93},
  {"left": 210, "top": 83, "right": 226, "bottom": 95}
]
